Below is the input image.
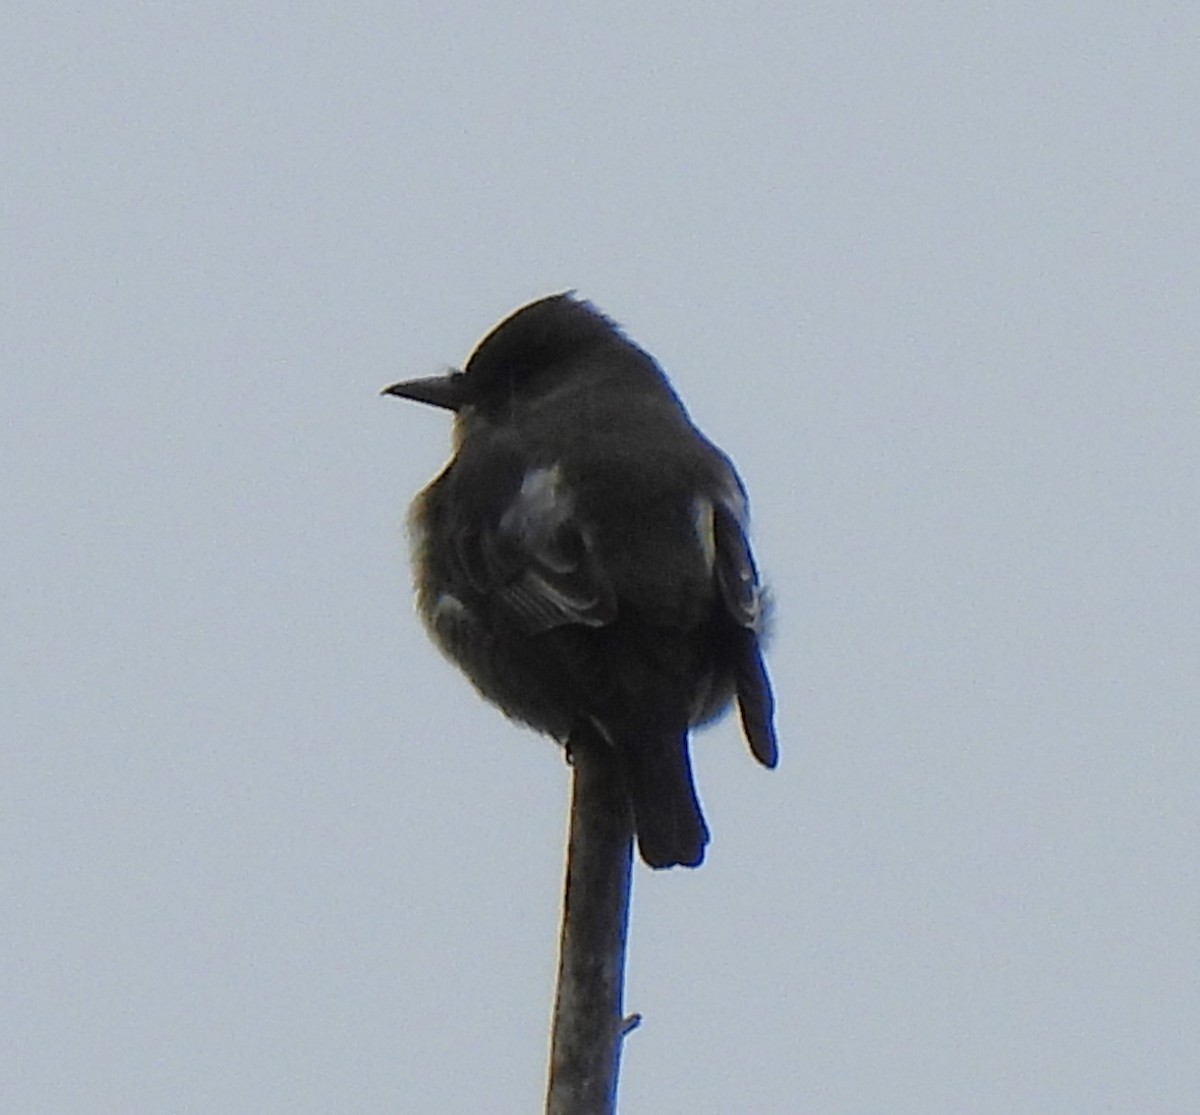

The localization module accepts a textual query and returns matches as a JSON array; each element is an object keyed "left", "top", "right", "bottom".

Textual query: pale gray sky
[{"left": 4, "top": 4, "right": 1196, "bottom": 1112}]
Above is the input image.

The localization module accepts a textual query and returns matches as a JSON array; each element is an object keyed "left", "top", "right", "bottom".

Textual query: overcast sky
[{"left": 4, "top": 4, "right": 1197, "bottom": 1113}]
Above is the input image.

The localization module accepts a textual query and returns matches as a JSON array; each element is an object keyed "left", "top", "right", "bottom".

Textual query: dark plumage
[{"left": 384, "top": 294, "right": 777, "bottom": 868}]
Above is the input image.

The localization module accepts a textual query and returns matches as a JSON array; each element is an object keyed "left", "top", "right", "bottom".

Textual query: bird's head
[{"left": 382, "top": 293, "right": 662, "bottom": 422}]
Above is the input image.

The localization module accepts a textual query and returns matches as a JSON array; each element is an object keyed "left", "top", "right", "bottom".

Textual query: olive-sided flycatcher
[{"left": 384, "top": 294, "right": 776, "bottom": 868}]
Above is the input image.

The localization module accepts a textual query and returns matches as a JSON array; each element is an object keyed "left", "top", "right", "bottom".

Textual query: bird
[{"left": 383, "top": 293, "right": 777, "bottom": 868}]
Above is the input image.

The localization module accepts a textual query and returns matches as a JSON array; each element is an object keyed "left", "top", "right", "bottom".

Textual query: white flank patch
[
  {"left": 431, "top": 591, "right": 468, "bottom": 622},
  {"left": 501, "top": 464, "right": 573, "bottom": 548}
]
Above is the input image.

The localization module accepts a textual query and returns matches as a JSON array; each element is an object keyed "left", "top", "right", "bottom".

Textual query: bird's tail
[{"left": 619, "top": 730, "right": 709, "bottom": 869}]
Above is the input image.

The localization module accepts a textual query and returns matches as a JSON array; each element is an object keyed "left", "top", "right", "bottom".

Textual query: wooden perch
[{"left": 545, "top": 731, "right": 636, "bottom": 1115}]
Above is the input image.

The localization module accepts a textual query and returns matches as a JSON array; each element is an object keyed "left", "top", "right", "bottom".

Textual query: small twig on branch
[{"left": 545, "top": 730, "right": 635, "bottom": 1115}]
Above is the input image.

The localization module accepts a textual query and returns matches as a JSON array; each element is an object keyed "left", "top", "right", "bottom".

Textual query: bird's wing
[
  {"left": 712, "top": 497, "right": 779, "bottom": 769},
  {"left": 456, "top": 464, "right": 617, "bottom": 635}
]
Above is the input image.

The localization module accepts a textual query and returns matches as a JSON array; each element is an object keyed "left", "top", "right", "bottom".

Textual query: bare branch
[{"left": 545, "top": 732, "right": 635, "bottom": 1115}]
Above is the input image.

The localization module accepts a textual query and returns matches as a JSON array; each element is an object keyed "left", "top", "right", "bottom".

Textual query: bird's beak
[{"left": 380, "top": 373, "right": 466, "bottom": 412}]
